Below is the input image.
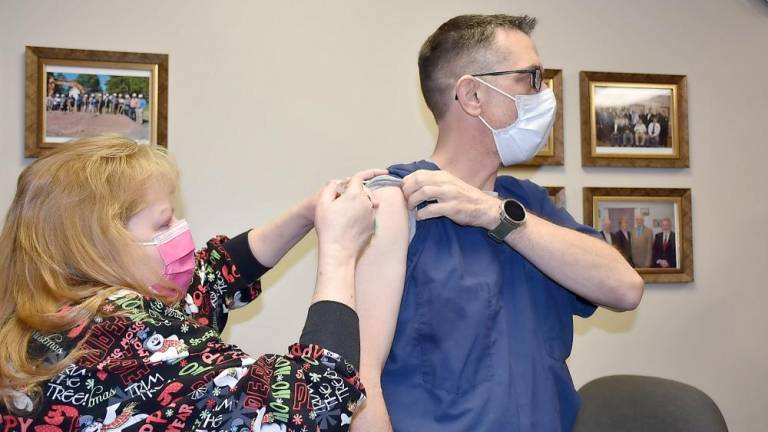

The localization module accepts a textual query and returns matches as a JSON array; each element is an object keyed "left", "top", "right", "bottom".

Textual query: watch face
[{"left": 503, "top": 199, "right": 526, "bottom": 222}]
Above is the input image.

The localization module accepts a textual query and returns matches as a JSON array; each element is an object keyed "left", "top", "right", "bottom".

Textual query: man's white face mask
[{"left": 475, "top": 77, "right": 556, "bottom": 166}]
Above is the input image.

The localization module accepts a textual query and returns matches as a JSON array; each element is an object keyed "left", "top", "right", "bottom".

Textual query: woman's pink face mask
[{"left": 139, "top": 219, "right": 195, "bottom": 297}]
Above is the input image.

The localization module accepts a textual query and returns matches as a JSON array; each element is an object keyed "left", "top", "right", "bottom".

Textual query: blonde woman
[{"left": 0, "top": 136, "right": 385, "bottom": 431}]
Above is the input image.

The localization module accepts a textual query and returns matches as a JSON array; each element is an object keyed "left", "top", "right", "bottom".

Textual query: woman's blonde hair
[{"left": 0, "top": 135, "right": 179, "bottom": 412}]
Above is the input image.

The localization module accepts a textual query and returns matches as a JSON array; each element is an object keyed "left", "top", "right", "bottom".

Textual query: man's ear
[{"left": 454, "top": 75, "right": 483, "bottom": 117}]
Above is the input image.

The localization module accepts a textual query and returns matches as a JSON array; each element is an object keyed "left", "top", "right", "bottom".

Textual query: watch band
[{"left": 488, "top": 198, "right": 526, "bottom": 242}]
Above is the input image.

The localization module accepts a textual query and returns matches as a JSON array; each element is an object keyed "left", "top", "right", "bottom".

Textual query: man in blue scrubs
[{"left": 350, "top": 14, "right": 644, "bottom": 432}]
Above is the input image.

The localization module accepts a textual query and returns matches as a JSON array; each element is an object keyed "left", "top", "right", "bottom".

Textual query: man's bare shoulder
[
  {"left": 360, "top": 176, "right": 410, "bottom": 243},
  {"left": 365, "top": 175, "right": 408, "bottom": 214}
]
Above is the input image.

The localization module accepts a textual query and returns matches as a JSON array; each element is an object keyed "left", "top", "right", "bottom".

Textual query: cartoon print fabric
[{"left": 1, "top": 235, "right": 365, "bottom": 432}]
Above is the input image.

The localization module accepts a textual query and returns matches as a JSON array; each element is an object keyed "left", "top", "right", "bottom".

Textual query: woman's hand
[
  {"left": 312, "top": 168, "right": 386, "bottom": 309},
  {"left": 315, "top": 169, "right": 387, "bottom": 261}
]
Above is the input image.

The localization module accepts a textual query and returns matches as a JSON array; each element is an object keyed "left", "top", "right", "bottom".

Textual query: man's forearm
[
  {"left": 399, "top": 169, "right": 643, "bottom": 311},
  {"left": 502, "top": 212, "right": 643, "bottom": 311}
]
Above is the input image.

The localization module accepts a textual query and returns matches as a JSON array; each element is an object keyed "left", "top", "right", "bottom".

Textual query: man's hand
[{"left": 401, "top": 170, "right": 500, "bottom": 230}]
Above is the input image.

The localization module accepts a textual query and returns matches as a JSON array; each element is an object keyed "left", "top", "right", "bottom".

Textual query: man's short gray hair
[{"left": 418, "top": 14, "right": 537, "bottom": 121}]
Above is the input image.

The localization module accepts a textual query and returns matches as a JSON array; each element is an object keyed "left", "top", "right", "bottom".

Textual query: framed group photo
[
  {"left": 25, "top": 46, "right": 168, "bottom": 157},
  {"left": 583, "top": 187, "right": 693, "bottom": 283},
  {"left": 580, "top": 71, "right": 688, "bottom": 168}
]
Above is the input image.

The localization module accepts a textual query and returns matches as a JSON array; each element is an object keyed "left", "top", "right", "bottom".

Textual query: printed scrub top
[
  {"left": 1, "top": 234, "right": 365, "bottom": 432},
  {"left": 381, "top": 160, "right": 598, "bottom": 432}
]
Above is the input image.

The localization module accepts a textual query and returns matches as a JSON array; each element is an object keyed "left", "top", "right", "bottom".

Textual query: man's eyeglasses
[{"left": 472, "top": 68, "right": 544, "bottom": 92}]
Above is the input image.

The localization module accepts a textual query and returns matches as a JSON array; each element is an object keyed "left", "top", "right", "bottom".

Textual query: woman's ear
[{"left": 454, "top": 75, "right": 483, "bottom": 117}]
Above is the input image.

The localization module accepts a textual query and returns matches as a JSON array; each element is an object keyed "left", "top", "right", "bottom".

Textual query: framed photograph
[
  {"left": 580, "top": 71, "right": 688, "bottom": 168},
  {"left": 545, "top": 186, "right": 566, "bottom": 208},
  {"left": 523, "top": 68, "right": 564, "bottom": 166},
  {"left": 25, "top": 46, "right": 168, "bottom": 157},
  {"left": 584, "top": 187, "right": 693, "bottom": 283}
]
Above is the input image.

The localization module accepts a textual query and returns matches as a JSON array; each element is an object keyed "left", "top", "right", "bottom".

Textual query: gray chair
[{"left": 572, "top": 375, "right": 728, "bottom": 432}]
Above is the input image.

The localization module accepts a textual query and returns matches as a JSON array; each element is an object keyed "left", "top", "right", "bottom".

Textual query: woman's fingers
[
  {"left": 352, "top": 168, "right": 388, "bottom": 183},
  {"left": 320, "top": 180, "right": 343, "bottom": 203}
]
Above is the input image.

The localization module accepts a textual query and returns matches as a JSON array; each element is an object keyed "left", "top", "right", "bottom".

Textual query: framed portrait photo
[
  {"left": 580, "top": 71, "right": 688, "bottom": 168},
  {"left": 584, "top": 187, "right": 693, "bottom": 283},
  {"left": 522, "top": 68, "right": 564, "bottom": 166},
  {"left": 25, "top": 46, "right": 168, "bottom": 157},
  {"left": 545, "top": 186, "right": 566, "bottom": 209}
]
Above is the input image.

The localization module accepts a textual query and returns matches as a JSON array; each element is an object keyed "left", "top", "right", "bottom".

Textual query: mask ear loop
[
  {"left": 477, "top": 115, "right": 495, "bottom": 131},
  {"left": 474, "top": 77, "right": 521, "bottom": 132},
  {"left": 137, "top": 219, "right": 189, "bottom": 247},
  {"left": 473, "top": 77, "right": 518, "bottom": 101}
]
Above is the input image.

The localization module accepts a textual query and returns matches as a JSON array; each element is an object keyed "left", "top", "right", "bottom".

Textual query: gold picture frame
[
  {"left": 584, "top": 187, "right": 693, "bottom": 283},
  {"left": 522, "top": 68, "right": 564, "bottom": 166},
  {"left": 580, "top": 71, "right": 688, "bottom": 168},
  {"left": 545, "top": 186, "right": 566, "bottom": 208},
  {"left": 25, "top": 46, "right": 168, "bottom": 158}
]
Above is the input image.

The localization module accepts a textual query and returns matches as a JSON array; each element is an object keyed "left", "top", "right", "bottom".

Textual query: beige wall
[{"left": 2, "top": 0, "right": 767, "bottom": 430}]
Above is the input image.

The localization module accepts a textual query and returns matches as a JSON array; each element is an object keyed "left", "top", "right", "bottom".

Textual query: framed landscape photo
[
  {"left": 25, "top": 46, "right": 168, "bottom": 157},
  {"left": 545, "top": 186, "right": 566, "bottom": 208},
  {"left": 584, "top": 187, "right": 693, "bottom": 283},
  {"left": 580, "top": 71, "right": 688, "bottom": 168},
  {"left": 522, "top": 68, "right": 564, "bottom": 166}
]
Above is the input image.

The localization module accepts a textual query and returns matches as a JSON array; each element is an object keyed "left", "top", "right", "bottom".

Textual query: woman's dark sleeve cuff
[
  {"left": 300, "top": 301, "right": 360, "bottom": 369},
  {"left": 222, "top": 230, "right": 271, "bottom": 284}
]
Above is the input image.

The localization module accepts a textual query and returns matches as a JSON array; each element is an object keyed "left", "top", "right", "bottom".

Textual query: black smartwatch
[{"left": 488, "top": 198, "right": 527, "bottom": 242}]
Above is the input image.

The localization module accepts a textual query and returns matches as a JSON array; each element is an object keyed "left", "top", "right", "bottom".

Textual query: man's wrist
[
  {"left": 486, "top": 198, "right": 528, "bottom": 242},
  {"left": 480, "top": 197, "right": 503, "bottom": 231}
]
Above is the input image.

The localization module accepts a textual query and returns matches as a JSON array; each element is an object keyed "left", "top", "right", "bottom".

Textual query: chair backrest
[{"left": 572, "top": 375, "right": 728, "bottom": 432}]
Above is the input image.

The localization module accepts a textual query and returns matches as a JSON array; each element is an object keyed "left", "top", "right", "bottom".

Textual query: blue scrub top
[{"left": 381, "top": 160, "right": 598, "bottom": 432}]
